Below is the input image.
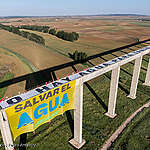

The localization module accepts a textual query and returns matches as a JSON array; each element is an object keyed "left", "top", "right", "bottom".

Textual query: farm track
[
  {"left": 0, "top": 45, "right": 38, "bottom": 72},
  {"left": 101, "top": 100, "right": 150, "bottom": 150},
  {"left": 20, "top": 29, "right": 113, "bottom": 55},
  {"left": 45, "top": 45, "right": 68, "bottom": 57}
]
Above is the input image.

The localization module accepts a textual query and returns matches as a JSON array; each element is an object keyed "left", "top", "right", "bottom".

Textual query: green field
[
  {"left": 110, "top": 107, "right": 150, "bottom": 150},
  {"left": 131, "top": 21, "right": 150, "bottom": 27},
  {"left": 0, "top": 17, "right": 150, "bottom": 150},
  {"left": 2, "top": 49, "right": 149, "bottom": 150},
  {"left": 0, "top": 72, "right": 14, "bottom": 99}
]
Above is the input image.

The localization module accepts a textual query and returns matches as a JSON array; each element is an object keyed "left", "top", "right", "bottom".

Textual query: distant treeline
[
  {"left": 0, "top": 24, "right": 45, "bottom": 45},
  {"left": 19, "top": 25, "right": 79, "bottom": 42},
  {"left": 19, "top": 25, "right": 50, "bottom": 33},
  {"left": 140, "top": 19, "right": 150, "bottom": 21}
]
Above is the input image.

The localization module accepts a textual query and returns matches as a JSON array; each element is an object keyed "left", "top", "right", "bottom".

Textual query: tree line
[
  {"left": 69, "top": 50, "right": 88, "bottom": 62},
  {"left": 0, "top": 24, "right": 45, "bottom": 45},
  {"left": 19, "top": 25, "right": 50, "bottom": 33},
  {"left": 19, "top": 25, "right": 79, "bottom": 42}
]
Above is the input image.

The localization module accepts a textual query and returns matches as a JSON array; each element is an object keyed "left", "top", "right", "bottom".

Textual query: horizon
[
  {"left": 0, "top": 0, "right": 150, "bottom": 16},
  {"left": 0, "top": 13, "right": 149, "bottom": 18}
]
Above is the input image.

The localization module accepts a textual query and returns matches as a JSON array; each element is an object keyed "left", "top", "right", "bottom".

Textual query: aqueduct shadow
[
  {"left": 0, "top": 39, "right": 150, "bottom": 150},
  {"left": 121, "top": 49, "right": 149, "bottom": 63},
  {"left": 88, "top": 60, "right": 130, "bottom": 95},
  {"left": 72, "top": 65, "right": 108, "bottom": 112},
  {"left": 99, "top": 56, "right": 144, "bottom": 83}
]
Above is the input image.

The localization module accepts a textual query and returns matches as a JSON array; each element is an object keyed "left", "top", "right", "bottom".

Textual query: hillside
[
  {"left": 0, "top": 18, "right": 150, "bottom": 149},
  {"left": 0, "top": 30, "right": 72, "bottom": 71},
  {"left": 9, "top": 43, "right": 150, "bottom": 149},
  {"left": 0, "top": 47, "right": 31, "bottom": 97},
  {"left": 18, "top": 18, "right": 150, "bottom": 58},
  {"left": 0, "top": 29, "right": 75, "bottom": 97}
]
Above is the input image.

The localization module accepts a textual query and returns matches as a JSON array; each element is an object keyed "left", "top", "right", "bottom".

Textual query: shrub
[
  {"left": 72, "top": 32, "right": 79, "bottom": 40},
  {"left": 56, "top": 30, "right": 79, "bottom": 42},
  {"left": 11, "top": 26, "right": 21, "bottom": 35},
  {"left": 20, "top": 25, "right": 50, "bottom": 33},
  {"left": 18, "top": 25, "right": 79, "bottom": 42},
  {"left": 27, "top": 33, "right": 45, "bottom": 45},
  {"left": 56, "top": 30, "right": 65, "bottom": 38},
  {"left": 70, "top": 50, "right": 88, "bottom": 62},
  {"left": 49, "top": 29, "right": 56, "bottom": 35},
  {"left": 20, "top": 31, "right": 29, "bottom": 38},
  {"left": 135, "top": 38, "right": 140, "bottom": 42},
  {"left": 0, "top": 24, "right": 45, "bottom": 45}
]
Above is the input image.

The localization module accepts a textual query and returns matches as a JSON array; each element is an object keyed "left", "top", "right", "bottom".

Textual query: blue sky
[{"left": 0, "top": 0, "right": 150, "bottom": 16}]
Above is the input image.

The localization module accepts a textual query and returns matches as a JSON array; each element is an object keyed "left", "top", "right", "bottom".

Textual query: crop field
[
  {"left": 15, "top": 17, "right": 150, "bottom": 57},
  {"left": 0, "top": 47, "right": 31, "bottom": 97},
  {"left": 0, "top": 71, "right": 13, "bottom": 100},
  {"left": 0, "top": 16, "right": 150, "bottom": 149},
  {"left": 0, "top": 30, "right": 71, "bottom": 71},
  {"left": 6, "top": 51, "right": 150, "bottom": 150}
]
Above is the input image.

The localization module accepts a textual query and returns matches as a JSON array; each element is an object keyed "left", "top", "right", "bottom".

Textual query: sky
[{"left": 0, "top": 0, "right": 150, "bottom": 16}]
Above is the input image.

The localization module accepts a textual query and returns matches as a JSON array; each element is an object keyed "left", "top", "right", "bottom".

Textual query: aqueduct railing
[{"left": 0, "top": 39, "right": 150, "bottom": 150}]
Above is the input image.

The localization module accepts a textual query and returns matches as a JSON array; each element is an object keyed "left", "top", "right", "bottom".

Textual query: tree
[
  {"left": 72, "top": 32, "right": 79, "bottom": 40},
  {"left": 56, "top": 30, "right": 65, "bottom": 38},
  {"left": 71, "top": 50, "right": 87, "bottom": 62},
  {"left": 68, "top": 33, "right": 74, "bottom": 42},
  {"left": 11, "top": 27, "right": 21, "bottom": 35},
  {"left": 18, "top": 25, "right": 80, "bottom": 42},
  {"left": 74, "top": 50, "right": 78, "bottom": 61},
  {"left": 0, "top": 24, "right": 45, "bottom": 45},
  {"left": 20, "top": 31, "right": 30, "bottom": 38},
  {"left": 42, "top": 27, "right": 49, "bottom": 33},
  {"left": 49, "top": 29, "right": 56, "bottom": 35}
]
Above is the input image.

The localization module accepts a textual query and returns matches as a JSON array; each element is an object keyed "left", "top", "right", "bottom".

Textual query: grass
[
  {"left": 20, "top": 29, "right": 128, "bottom": 59},
  {"left": 0, "top": 18, "right": 150, "bottom": 149},
  {"left": 20, "top": 29, "right": 100, "bottom": 56},
  {"left": 3, "top": 48, "right": 149, "bottom": 150},
  {"left": 131, "top": 22, "right": 150, "bottom": 27},
  {"left": 19, "top": 19, "right": 150, "bottom": 61},
  {"left": 0, "top": 46, "right": 37, "bottom": 72},
  {"left": 0, "top": 30, "right": 71, "bottom": 71},
  {"left": 103, "top": 27, "right": 124, "bottom": 33},
  {"left": 0, "top": 72, "right": 14, "bottom": 99},
  {"left": 0, "top": 47, "right": 35, "bottom": 97},
  {"left": 110, "top": 107, "right": 150, "bottom": 150}
]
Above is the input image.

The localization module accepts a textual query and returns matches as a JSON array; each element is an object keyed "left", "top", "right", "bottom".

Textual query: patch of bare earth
[{"left": 0, "top": 49, "right": 30, "bottom": 97}]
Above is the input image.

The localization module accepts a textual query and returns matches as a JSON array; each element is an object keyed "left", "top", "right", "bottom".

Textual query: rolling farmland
[{"left": 0, "top": 16, "right": 150, "bottom": 149}]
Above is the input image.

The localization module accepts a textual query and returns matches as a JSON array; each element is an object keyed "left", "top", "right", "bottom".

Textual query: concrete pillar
[
  {"left": 69, "top": 79, "right": 85, "bottom": 149},
  {"left": 0, "top": 110, "right": 14, "bottom": 150},
  {"left": 128, "top": 56, "right": 143, "bottom": 99},
  {"left": 105, "top": 67, "right": 120, "bottom": 118},
  {"left": 143, "top": 59, "right": 150, "bottom": 86}
]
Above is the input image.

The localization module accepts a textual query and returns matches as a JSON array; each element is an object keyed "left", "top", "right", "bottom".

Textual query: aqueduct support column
[
  {"left": 105, "top": 66, "right": 120, "bottom": 118},
  {"left": 0, "top": 110, "right": 14, "bottom": 150},
  {"left": 69, "top": 79, "right": 85, "bottom": 149},
  {"left": 128, "top": 56, "right": 143, "bottom": 99},
  {"left": 143, "top": 59, "right": 150, "bottom": 86}
]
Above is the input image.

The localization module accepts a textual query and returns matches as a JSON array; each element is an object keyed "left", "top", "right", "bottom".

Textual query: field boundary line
[
  {"left": 100, "top": 100, "right": 150, "bottom": 150},
  {"left": 0, "top": 45, "right": 38, "bottom": 72}
]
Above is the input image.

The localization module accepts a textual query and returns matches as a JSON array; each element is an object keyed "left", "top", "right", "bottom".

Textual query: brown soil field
[
  {"left": 1, "top": 16, "right": 150, "bottom": 97},
  {"left": 9, "top": 17, "right": 150, "bottom": 54},
  {"left": 0, "top": 30, "right": 71, "bottom": 71},
  {"left": 0, "top": 30, "right": 74, "bottom": 98},
  {"left": 2, "top": 17, "right": 150, "bottom": 41},
  {"left": 0, "top": 48, "right": 30, "bottom": 97},
  {"left": 0, "top": 16, "right": 150, "bottom": 149}
]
